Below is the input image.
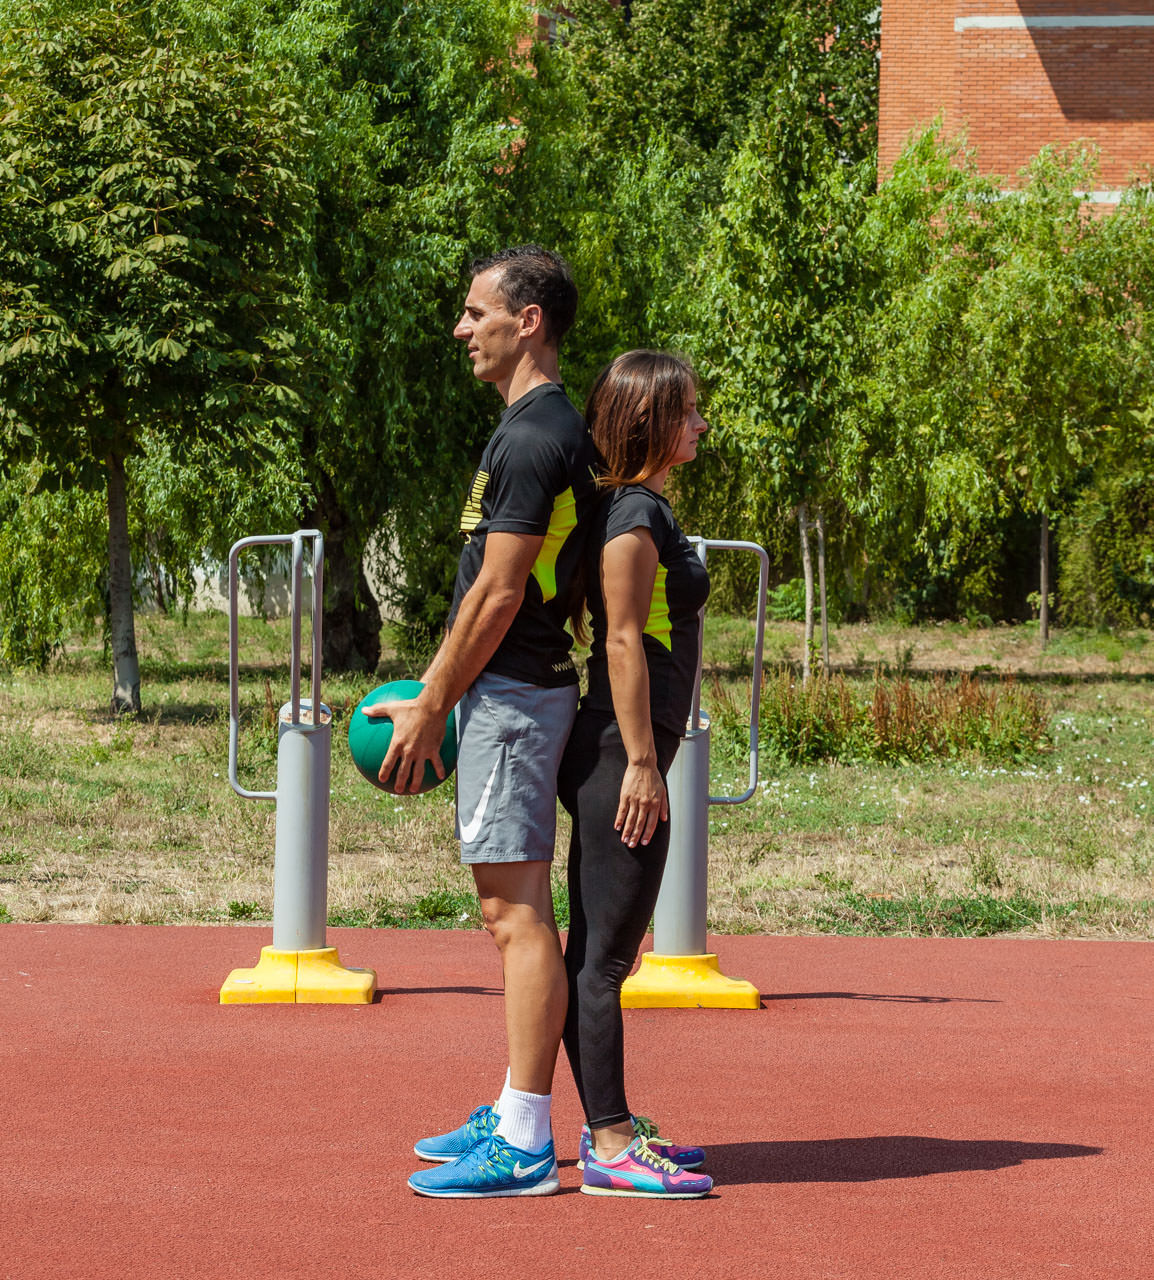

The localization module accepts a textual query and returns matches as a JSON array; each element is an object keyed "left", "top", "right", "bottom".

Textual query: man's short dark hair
[{"left": 470, "top": 245, "right": 578, "bottom": 347}]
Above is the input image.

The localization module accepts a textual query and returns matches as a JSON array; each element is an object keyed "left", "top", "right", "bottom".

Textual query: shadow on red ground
[{"left": 2, "top": 926, "right": 1151, "bottom": 1279}]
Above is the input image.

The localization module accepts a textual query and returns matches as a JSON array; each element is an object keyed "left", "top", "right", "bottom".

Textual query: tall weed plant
[{"left": 711, "top": 670, "right": 1050, "bottom": 767}]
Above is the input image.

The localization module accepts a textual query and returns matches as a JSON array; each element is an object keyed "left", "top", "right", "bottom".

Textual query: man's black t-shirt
[
  {"left": 582, "top": 485, "right": 711, "bottom": 736},
  {"left": 449, "top": 382, "right": 597, "bottom": 688}
]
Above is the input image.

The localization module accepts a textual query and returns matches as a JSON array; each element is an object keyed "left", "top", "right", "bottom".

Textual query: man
[{"left": 368, "top": 246, "right": 596, "bottom": 1198}]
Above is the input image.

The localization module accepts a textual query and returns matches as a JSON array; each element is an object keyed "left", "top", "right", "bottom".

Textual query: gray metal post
[
  {"left": 271, "top": 711, "right": 330, "bottom": 951},
  {"left": 221, "top": 530, "right": 375, "bottom": 1004},
  {"left": 227, "top": 530, "right": 332, "bottom": 952},
  {"left": 653, "top": 720, "right": 711, "bottom": 956}
]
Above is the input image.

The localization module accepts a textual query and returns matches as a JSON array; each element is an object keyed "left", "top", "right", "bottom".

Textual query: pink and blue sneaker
[
  {"left": 578, "top": 1114, "right": 705, "bottom": 1171},
  {"left": 581, "top": 1135, "right": 713, "bottom": 1198}
]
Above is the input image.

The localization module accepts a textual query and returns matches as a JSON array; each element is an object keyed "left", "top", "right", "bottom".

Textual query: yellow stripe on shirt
[
  {"left": 530, "top": 486, "right": 577, "bottom": 603},
  {"left": 460, "top": 470, "right": 489, "bottom": 534},
  {"left": 643, "top": 563, "right": 672, "bottom": 651}
]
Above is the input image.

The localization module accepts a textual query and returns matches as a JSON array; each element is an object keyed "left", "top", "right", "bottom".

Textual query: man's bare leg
[{"left": 473, "top": 860, "right": 567, "bottom": 1097}]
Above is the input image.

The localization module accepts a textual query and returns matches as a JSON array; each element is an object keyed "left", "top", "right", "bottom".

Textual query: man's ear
[{"left": 519, "top": 303, "right": 544, "bottom": 340}]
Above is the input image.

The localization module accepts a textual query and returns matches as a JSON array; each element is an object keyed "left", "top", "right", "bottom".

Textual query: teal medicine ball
[{"left": 348, "top": 680, "right": 457, "bottom": 794}]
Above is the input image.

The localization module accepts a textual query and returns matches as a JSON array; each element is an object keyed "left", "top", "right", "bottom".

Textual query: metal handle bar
[
  {"left": 686, "top": 538, "right": 770, "bottom": 807},
  {"left": 228, "top": 530, "right": 324, "bottom": 801}
]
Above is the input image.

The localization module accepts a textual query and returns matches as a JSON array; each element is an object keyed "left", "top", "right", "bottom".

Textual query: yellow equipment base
[
  {"left": 220, "top": 946, "right": 377, "bottom": 1005},
  {"left": 620, "top": 952, "right": 760, "bottom": 1010}
]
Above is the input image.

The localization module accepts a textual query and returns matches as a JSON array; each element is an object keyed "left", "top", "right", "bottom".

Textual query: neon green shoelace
[
  {"left": 633, "top": 1135, "right": 681, "bottom": 1175},
  {"left": 633, "top": 1114, "right": 683, "bottom": 1145}
]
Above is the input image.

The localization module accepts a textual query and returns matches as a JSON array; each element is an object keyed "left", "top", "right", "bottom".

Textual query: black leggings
[{"left": 558, "top": 711, "right": 681, "bottom": 1129}]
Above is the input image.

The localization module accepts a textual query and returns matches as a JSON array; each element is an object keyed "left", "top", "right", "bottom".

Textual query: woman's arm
[{"left": 602, "top": 527, "right": 669, "bottom": 848}]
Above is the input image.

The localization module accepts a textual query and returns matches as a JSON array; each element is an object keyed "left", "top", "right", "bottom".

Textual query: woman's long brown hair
[
  {"left": 586, "top": 350, "right": 697, "bottom": 488},
  {"left": 569, "top": 350, "right": 697, "bottom": 644}
]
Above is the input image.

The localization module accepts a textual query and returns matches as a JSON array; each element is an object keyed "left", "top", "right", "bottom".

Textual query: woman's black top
[{"left": 582, "top": 485, "right": 710, "bottom": 737}]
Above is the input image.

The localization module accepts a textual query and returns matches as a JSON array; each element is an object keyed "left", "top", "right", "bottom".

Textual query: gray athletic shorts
[{"left": 455, "top": 671, "right": 579, "bottom": 864}]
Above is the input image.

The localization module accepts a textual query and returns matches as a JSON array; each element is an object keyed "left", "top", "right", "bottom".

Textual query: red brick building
[{"left": 878, "top": 3, "right": 1154, "bottom": 199}]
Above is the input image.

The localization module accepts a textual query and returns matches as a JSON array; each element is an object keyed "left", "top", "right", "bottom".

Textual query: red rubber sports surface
[{"left": 2, "top": 925, "right": 1151, "bottom": 1279}]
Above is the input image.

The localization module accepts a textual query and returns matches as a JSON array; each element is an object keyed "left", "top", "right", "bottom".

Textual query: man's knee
[{"left": 474, "top": 861, "right": 557, "bottom": 948}]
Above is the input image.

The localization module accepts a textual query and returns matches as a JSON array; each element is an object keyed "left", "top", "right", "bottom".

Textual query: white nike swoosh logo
[
  {"left": 458, "top": 758, "right": 500, "bottom": 843},
  {"left": 513, "top": 1158, "right": 551, "bottom": 1179}
]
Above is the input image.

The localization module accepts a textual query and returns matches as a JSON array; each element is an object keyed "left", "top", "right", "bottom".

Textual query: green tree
[
  {"left": 846, "top": 126, "right": 1010, "bottom": 623},
  {"left": 183, "top": 0, "right": 546, "bottom": 671},
  {"left": 961, "top": 146, "right": 1137, "bottom": 646},
  {"left": 557, "top": 0, "right": 879, "bottom": 164},
  {"left": 0, "top": 2, "right": 311, "bottom": 707},
  {"left": 850, "top": 131, "right": 1152, "bottom": 635},
  {"left": 677, "top": 97, "right": 874, "bottom": 678},
  {"left": 533, "top": 0, "right": 879, "bottom": 666},
  {"left": 0, "top": 432, "right": 306, "bottom": 669},
  {"left": 0, "top": 463, "right": 107, "bottom": 668},
  {"left": 1059, "top": 464, "right": 1154, "bottom": 628}
]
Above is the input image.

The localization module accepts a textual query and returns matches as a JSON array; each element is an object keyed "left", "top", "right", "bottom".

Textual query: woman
[{"left": 558, "top": 350, "right": 713, "bottom": 1198}]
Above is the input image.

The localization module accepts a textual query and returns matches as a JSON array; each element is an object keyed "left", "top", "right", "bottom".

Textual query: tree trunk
[
  {"left": 1039, "top": 511, "right": 1050, "bottom": 650},
  {"left": 815, "top": 507, "right": 830, "bottom": 675},
  {"left": 798, "top": 502, "right": 815, "bottom": 684},
  {"left": 306, "top": 475, "right": 382, "bottom": 674},
  {"left": 107, "top": 453, "right": 141, "bottom": 714}
]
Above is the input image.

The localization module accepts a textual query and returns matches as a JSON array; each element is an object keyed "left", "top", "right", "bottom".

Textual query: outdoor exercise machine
[
  {"left": 219, "top": 530, "right": 376, "bottom": 1004},
  {"left": 621, "top": 538, "right": 769, "bottom": 1010}
]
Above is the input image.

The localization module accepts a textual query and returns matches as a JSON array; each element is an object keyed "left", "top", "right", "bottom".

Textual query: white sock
[
  {"left": 492, "top": 1067, "right": 511, "bottom": 1115},
  {"left": 494, "top": 1080, "right": 553, "bottom": 1154}
]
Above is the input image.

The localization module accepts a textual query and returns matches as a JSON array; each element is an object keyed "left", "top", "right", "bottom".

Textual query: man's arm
[{"left": 366, "top": 531, "right": 543, "bottom": 793}]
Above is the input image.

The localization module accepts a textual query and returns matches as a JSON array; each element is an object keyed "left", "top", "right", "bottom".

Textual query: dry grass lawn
[{"left": 1, "top": 612, "right": 1152, "bottom": 938}]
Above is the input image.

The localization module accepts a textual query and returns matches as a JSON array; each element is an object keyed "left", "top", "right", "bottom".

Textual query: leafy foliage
[
  {"left": 543, "top": 0, "right": 881, "bottom": 611},
  {"left": 1, "top": 0, "right": 1151, "bottom": 664},
  {"left": 846, "top": 129, "right": 1154, "bottom": 624},
  {"left": 681, "top": 103, "right": 872, "bottom": 509},
  {"left": 0, "top": 463, "right": 107, "bottom": 667},
  {"left": 555, "top": 0, "right": 879, "bottom": 165},
  {"left": 0, "top": 1, "right": 313, "bottom": 692},
  {"left": 1059, "top": 466, "right": 1154, "bottom": 628},
  {"left": 963, "top": 146, "right": 1137, "bottom": 521},
  {"left": 179, "top": 0, "right": 549, "bottom": 668},
  {"left": 813, "top": 890, "right": 1056, "bottom": 937},
  {"left": 0, "top": 1, "right": 311, "bottom": 475}
]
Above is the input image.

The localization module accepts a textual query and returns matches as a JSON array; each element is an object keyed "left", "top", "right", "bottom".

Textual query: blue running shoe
[
  {"left": 582, "top": 1136, "right": 713, "bottom": 1199},
  {"left": 578, "top": 1114, "right": 705, "bottom": 1170},
  {"left": 413, "top": 1104, "right": 498, "bottom": 1163},
  {"left": 408, "top": 1134, "right": 560, "bottom": 1198}
]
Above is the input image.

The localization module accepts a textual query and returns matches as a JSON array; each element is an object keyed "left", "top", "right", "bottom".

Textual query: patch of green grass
[
  {"left": 327, "top": 880, "right": 572, "bottom": 931},
  {"left": 967, "top": 849, "right": 1003, "bottom": 890},
  {"left": 703, "top": 614, "right": 758, "bottom": 675},
  {"left": 0, "top": 734, "right": 53, "bottom": 781},
  {"left": 227, "top": 900, "right": 264, "bottom": 921},
  {"left": 81, "top": 721, "right": 137, "bottom": 765},
  {"left": 410, "top": 887, "right": 478, "bottom": 926},
  {"left": 1042, "top": 627, "right": 1151, "bottom": 661},
  {"left": 326, "top": 901, "right": 405, "bottom": 928},
  {"left": 551, "top": 878, "right": 570, "bottom": 930},
  {"left": 329, "top": 885, "right": 485, "bottom": 930},
  {"left": 813, "top": 890, "right": 1060, "bottom": 937},
  {"left": 0, "top": 902, "right": 10, "bottom": 922}
]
